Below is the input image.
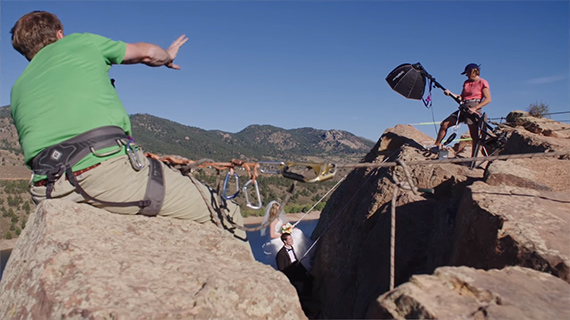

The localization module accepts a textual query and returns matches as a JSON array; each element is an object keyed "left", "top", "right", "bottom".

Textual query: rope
[
  {"left": 489, "top": 111, "right": 570, "bottom": 120},
  {"left": 390, "top": 183, "right": 397, "bottom": 290},
  {"left": 300, "top": 167, "right": 380, "bottom": 262},
  {"left": 335, "top": 151, "right": 569, "bottom": 170},
  {"left": 153, "top": 150, "right": 568, "bottom": 243},
  {"left": 187, "top": 174, "right": 223, "bottom": 228},
  {"left": 146, "top": 153, "right": 260, "bottom": 180},
  {"left": 388, "top": 161, "right": 427, "bottom": 290},
  {"left": 286, "top": 150, "right": 568, "bottom": 262},
  {"left": 291, "top": 175, "right": 346, "bottom": 228},
  {"left": 301, "top": 150, "right": 568, "bottom": 286},
  {"left": 394, "top": 159, "right": 418, "bottom": 195},
  {"left": 301, "top": 149, "right": 403, "bottom": 260},
  {"left": 209, "top": 181, "right": 296, "bottom": 233},
  {"left": 155, "top": 154, "right": 286, "bottom": 232}
]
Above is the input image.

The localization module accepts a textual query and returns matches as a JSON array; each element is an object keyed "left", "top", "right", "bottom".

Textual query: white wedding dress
[{"left": 261, "top": 201, "right": 314, "bottom": 271}]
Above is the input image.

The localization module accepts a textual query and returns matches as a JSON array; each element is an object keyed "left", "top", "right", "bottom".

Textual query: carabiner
[
  {"left": 258, "top": 161, "right": 286, "bottom": 174},
  {"left": 243, "top": 179, "right": 262, "bottom": 209},
  {"left": 125, "top": 141, "right": 144, "bottom": 171},
  {"left": 222, "top": 171, "right": 240, "bottom": 200},
  {"left": 282, "top": 162, "right": 337, "bottom": 183}
]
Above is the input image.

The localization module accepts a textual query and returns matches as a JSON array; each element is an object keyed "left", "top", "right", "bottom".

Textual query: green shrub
[
  {"left": 23, "top": 202, "right": 30, "bottom": 214},
  {"left": 526, "top": 102, "right": 550, "bottom": 118},
  {"left": 315, "top": 202, "right": 326, "bottom": 211}
]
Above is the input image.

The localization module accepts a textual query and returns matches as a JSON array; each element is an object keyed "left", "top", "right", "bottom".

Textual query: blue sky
[{"left": 1, "top": 0, "right": 569, "bottom": 143}]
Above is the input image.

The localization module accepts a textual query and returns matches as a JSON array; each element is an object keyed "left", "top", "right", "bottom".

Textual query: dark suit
[
  {"left": 275, "top": 246, "right": 307, "bottom": 283},
  {"left": 276, "top": 246, "right": 309, "bottom": 294},
  {"left": 276, "top": 246, "right": 297, "bottom": 273}
]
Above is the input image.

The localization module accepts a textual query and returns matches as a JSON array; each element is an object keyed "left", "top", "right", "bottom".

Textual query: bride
[{"left": 261, "top": 201, "right": 314, "bottom": 271}]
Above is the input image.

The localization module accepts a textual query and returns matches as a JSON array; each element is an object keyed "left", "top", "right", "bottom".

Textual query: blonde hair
[{"left": 11, "top": 11, "right": 63, "bottom": 61}]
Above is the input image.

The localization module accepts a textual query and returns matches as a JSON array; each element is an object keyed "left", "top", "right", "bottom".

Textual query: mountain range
[
  {"left": 129, "top": 113, "right": 375, "bottom": 162},
  {"left": 1, "top": 105, "right": 375, "bottom": 164}
]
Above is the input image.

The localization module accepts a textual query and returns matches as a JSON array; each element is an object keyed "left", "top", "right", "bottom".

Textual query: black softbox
[{"left": 385, "top": 63, "right": 426, "bottom": 100}]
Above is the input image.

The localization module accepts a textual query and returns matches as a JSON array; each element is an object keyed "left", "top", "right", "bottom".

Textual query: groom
[
  {"left": 276, "top": 233, "right": 298, "bottom": 273},
  {"left": 276, "top": 233, "right": 309, "bottom": 294}
]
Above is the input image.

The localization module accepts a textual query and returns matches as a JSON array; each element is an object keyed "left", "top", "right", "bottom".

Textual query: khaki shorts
[{"left": 31, "top": 152, "right": 247, "bottom": 242}]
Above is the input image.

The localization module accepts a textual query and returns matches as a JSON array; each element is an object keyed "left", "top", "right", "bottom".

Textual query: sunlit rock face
[
  {"left": 311, "top": 117, "right": 569, "bottom": 318},
  {"left": 0, "top": 200, "right": 306, "bottom": 320}
]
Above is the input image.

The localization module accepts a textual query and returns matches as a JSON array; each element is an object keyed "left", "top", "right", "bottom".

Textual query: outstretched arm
[
  {"left": 122, "top": 35, "right": 188, "bottom": 69},
  {"left": 443, "top": 89, "right": 461, "bottom": 101}
]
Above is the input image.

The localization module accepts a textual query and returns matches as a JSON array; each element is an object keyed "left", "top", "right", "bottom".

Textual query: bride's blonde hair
[{"left": 269, "top": 202, "right": 281, "bottom": 219}]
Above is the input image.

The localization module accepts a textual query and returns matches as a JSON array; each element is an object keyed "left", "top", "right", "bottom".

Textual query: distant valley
[{"left": 0, "top": 105, "right": 376, "bottom": 239}]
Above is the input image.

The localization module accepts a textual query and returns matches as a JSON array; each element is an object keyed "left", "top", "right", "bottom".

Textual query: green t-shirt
[{"left": 10, "top": 33, "right": 131, "bottom": 177}]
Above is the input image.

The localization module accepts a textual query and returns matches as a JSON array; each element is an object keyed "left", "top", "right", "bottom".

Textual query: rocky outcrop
[
  {"left": 318, "top": 129, "right": 370, "bottom": 151},
  {"left": 501, "top": 111, "right": 570, "bottom": 155},
  {"left": 311, "top": 116, "right": 570, "bottom": 318},
  {"left": 0, "top": 200, "right": 306, "bottom": 319},
  {"left": 311, "top": 125, "right": 484, "bottom": 318},
  {"left": 505, "top": 110, "right": 570, "bottom": 138},
  {"left": 367, "top": 266, "right": 570, "bottom": 319},
  {"left": 484, "top": 159, "right": 552, "bottom": 191},
  {"left": 451, "top": 182, "right": 570, "bottom": 282}
]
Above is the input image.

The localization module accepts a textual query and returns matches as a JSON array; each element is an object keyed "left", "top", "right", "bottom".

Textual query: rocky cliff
[
  {"left": 310, "top": 111, "right": 570, "bottom": 318},
  {"left": 1, "top": 111, "right": 568, "bottom": 319},
  {"left": 366, "top": 266, "right": 570, "bottom": 319},
  {"left": 0, "top": 200, "right": 307, "bottom": 319}
]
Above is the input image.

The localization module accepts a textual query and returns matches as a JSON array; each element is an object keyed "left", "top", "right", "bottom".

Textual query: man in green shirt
[{"left": 10, "top": 11, "right": 248, "bottom": 244}]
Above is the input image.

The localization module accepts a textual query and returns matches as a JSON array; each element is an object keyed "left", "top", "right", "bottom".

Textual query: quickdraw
[
  {"left": 147, "top": 153, "right": 338, "bottom": 208},
  {"left": 145, "top": 153, "right": 263, "bottom": 207},
  {"left": 143, "top": 152, "right": 338, "bottom": 231}
]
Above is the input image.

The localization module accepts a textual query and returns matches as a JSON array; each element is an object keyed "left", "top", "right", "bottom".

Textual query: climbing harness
[
  {"left": 441, "top": 103, "right": 475, "bottom": 149},
  {"left": 31, "top": 126, "right": 165, "bottom": 216}
]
